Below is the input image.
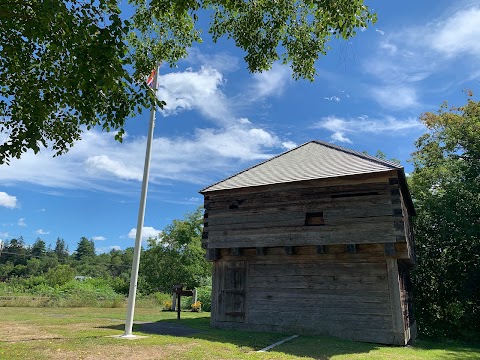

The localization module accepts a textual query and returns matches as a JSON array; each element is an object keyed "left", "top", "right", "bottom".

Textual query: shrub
[
  {"left": 153, "top": 291, "right": 171, "bottom": 305},
  {"left": 180, "top": 295, "right": 191, "bottom": 310},
  {"left": 196, "top": 286, "right": 211, "bottom": 312},
  {"left": 136, "top": 292, "right": 172, "bottom": 308},
  {"left": 0, "top": 275, "right": 126, "bottom": 307},
  {"left": 108, "top": 275, "right": 130, "bottom": 295},
  {"left": 45, "top": 265, "right": 75, "bottom": 287}
]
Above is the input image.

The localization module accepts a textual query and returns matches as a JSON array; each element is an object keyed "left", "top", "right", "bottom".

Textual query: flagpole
[{"left": 122, "top": 64, "right": 160, "bottom": 338}]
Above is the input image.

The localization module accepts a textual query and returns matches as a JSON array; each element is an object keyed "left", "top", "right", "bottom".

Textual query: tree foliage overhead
[
  {"left": 0, "top": 0, "right": 141, "bottom": 163},
  {"left": 409, "top": 92, "right": 480, "bottom": 341},
  {"left": 0, "top": 0, "right": 376, "bottom": 164}
]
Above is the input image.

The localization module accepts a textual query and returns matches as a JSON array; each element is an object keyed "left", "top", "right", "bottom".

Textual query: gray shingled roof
[{"left": 200, "top": 140, "right": 403, "bottom": 193}]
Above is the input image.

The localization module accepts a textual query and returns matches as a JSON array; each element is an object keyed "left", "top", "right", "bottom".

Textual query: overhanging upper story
[{"left": 200, "top": 141, "right": 416, "bottom": 263}]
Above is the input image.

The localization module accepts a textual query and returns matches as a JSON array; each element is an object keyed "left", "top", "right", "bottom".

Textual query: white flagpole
[{"left": 122, "top": 64, "right": 160, "bottom": 338}]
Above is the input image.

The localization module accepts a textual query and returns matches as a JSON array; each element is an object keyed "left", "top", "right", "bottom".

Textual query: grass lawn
[{"left": 0, "top": 307, "right": 479, "bottom": 360}]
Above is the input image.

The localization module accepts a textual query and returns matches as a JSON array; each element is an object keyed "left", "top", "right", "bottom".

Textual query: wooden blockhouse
[{"left": 200, "top": 141, "right": 416, "bottom": 345}]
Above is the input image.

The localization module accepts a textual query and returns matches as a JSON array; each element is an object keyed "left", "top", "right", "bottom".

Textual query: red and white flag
[{"left": 146, "top": 69, "right": 156, "bottom": 87}]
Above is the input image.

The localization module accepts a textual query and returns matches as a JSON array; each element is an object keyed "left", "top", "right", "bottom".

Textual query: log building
[{"left": 200, "top": 141, "right": 416, "bottom": 345}]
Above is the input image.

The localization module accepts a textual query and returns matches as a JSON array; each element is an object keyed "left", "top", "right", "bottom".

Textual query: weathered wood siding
[
  {"left": 211, "top": 249, "right": 406, "bottom": 344},
  {"left": 399, "top": 189, "right": 416, "bottom": 262},
  {"left": 214, "top": 260, "right": 246, "bottom": 323},
  {"left": 398, "top": 260, "right": 417, "bottom": 343},
  {"left": 204, "top": 172, "right": 407, "bottom": 250},
  {"left": 205, "top": 171, "right": 416, "bottom": 344}
]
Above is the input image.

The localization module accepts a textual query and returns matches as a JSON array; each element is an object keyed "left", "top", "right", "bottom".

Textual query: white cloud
[
  {"left": 375, "top": 28, "right": 385, "bottom": 36},
  {"left": 281, "top": 141, "right": 297, "bottom": 150},
  {"left": 238, "top": 118, "right": 251, "bottom": 125},
  {"left": 186, "top": 48, "right": 240, "bottom": 72},
  {"left": 427, "top": 7, "right": 480, "bottom": 58},
  {"left": 92, "top": 236, "right": 106, "bottom": 241},
  {"left": 96, "top": 245, "right": 121, "bottom": 254},
  {"left": 0, "top": 232, "right": 8, "bottom": 240},
  {"left": 251, "top": 63, "right": 291, "bottom": 98},
  {"left": 158, "top": 63, "right": 293, "bottom": 122},
  {"left": 127, "top": 227, "right": 164, "bottom": 247},
  {"left": 157, "top": 66, "right": 230, "bottom": 123},
  {"left": 324, "top": 96, "right": 340, "bottom": 102},
  {"left": 370, "top": 86, "right": 419, "bottom": 109},
  {"left": 364, "top": 48, "right": 432, "bottom": 85},
  {"left": 193, "top": 126, "right": 279, "bottom": 161},
  {"left": 0, "top": 192, "right": 17, "bottom": 208},
  {"left": 0, "top": 125, "right": 286, "bottom": 190},
  {"left": 0, "top": 131, "right": 112, "bottom": 190},
  {"left": 379, "top": 41, "right": 397, "bottom": 55},
  {"left": 35, "top": 229, "right": 49, "bottom": 235},
  {"left": 18, "top": 218, "right": 26, "bottom": 227},
  {"left": 85, "top": 155, "right": 142, "bottom": 182},
  {"left": 128, "top": 226, "right": 162, "bottom": 242},
  {"left": 363, "top": 5, "right": 480, "bottom": 109},
  {"left": 314, "top": 115, "right": 423, "bottom": 142},
  {"left": 331, "top": 132, "right": 352, "bottom": 144}
]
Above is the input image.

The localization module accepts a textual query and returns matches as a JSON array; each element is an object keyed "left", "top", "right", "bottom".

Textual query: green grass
[{"left": 0, "top": 307, "right": 479, "bottom": 360}]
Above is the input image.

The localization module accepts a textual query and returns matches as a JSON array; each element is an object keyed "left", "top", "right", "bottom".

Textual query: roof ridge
[
  {"left": 312, "top": 140, "right": 402, "bottom": 169},
  {"left": 199, "top": 141, "right": 315, "bottom": 193}
]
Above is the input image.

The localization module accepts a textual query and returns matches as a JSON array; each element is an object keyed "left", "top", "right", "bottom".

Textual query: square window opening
[{"left": 305, "top": 212, "right": 325, "bottom": 226}]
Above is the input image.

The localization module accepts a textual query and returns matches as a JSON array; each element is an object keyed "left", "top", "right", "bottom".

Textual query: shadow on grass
[
  {"left": 273, "top": 335, "right": 480, "bottom": 360},
  {"left": 100, "top": 317, "right": 480, "bottom": 360},
  {"left": 100, "top": 321, "right": 203, "bottom": 337}
]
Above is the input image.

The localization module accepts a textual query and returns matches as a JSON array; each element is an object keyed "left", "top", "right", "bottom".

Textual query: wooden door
[
  {"left": 398, "top": 261, "right": 415, "bottom": 330},
  {"left": 218, "top": 260, "right": 246, "bottom": 322}
]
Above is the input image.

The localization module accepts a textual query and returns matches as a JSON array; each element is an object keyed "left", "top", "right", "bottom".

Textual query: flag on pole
[
  {"left": 122, "top": 63, "right": 160, "bottom": 338},
  {"left": 146, "top": 69, "right": 156, "bottom": 87}
]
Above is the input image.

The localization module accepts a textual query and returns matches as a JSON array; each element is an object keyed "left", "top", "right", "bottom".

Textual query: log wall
[
  {"left": 211, "top": 248, "right": 409, "bottom": 344},
  {"left": 203, "top": 172, "right": 410, "bottom": 251},
  {"left": 204, "top": 171, "right": 416, "bottom": 344}
]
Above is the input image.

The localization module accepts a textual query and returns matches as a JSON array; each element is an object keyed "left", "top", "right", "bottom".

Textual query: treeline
[
  {"left": 0, "top": 207, "right": 212, "bottom": 306},
  {"left": 409, "top": 93, "right": 480, "bottom": 342},
  {"left": 0, "top": 236, "right": 135, "bottom": 294}
]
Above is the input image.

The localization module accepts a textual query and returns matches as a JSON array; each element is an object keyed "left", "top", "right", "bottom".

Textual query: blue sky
[{"left": 1, "top": 0, "right": 479, "bottom": 253}]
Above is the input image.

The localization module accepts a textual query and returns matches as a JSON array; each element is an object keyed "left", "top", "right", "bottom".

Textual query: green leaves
[
  {"left": 207, "top": 0, "right": 375, "bottom": 80},
  {"left": 0, "top": 0, "right": 141, "bottom": 163},
  {"left": 1, "top": 0, "right": 375, "bottom": 163},
  {"left": 409, "top": 93, "right": 480, "bottom": 341},
  {"left": 141, "top": 207, "right": 211, "bottom": 292}
]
